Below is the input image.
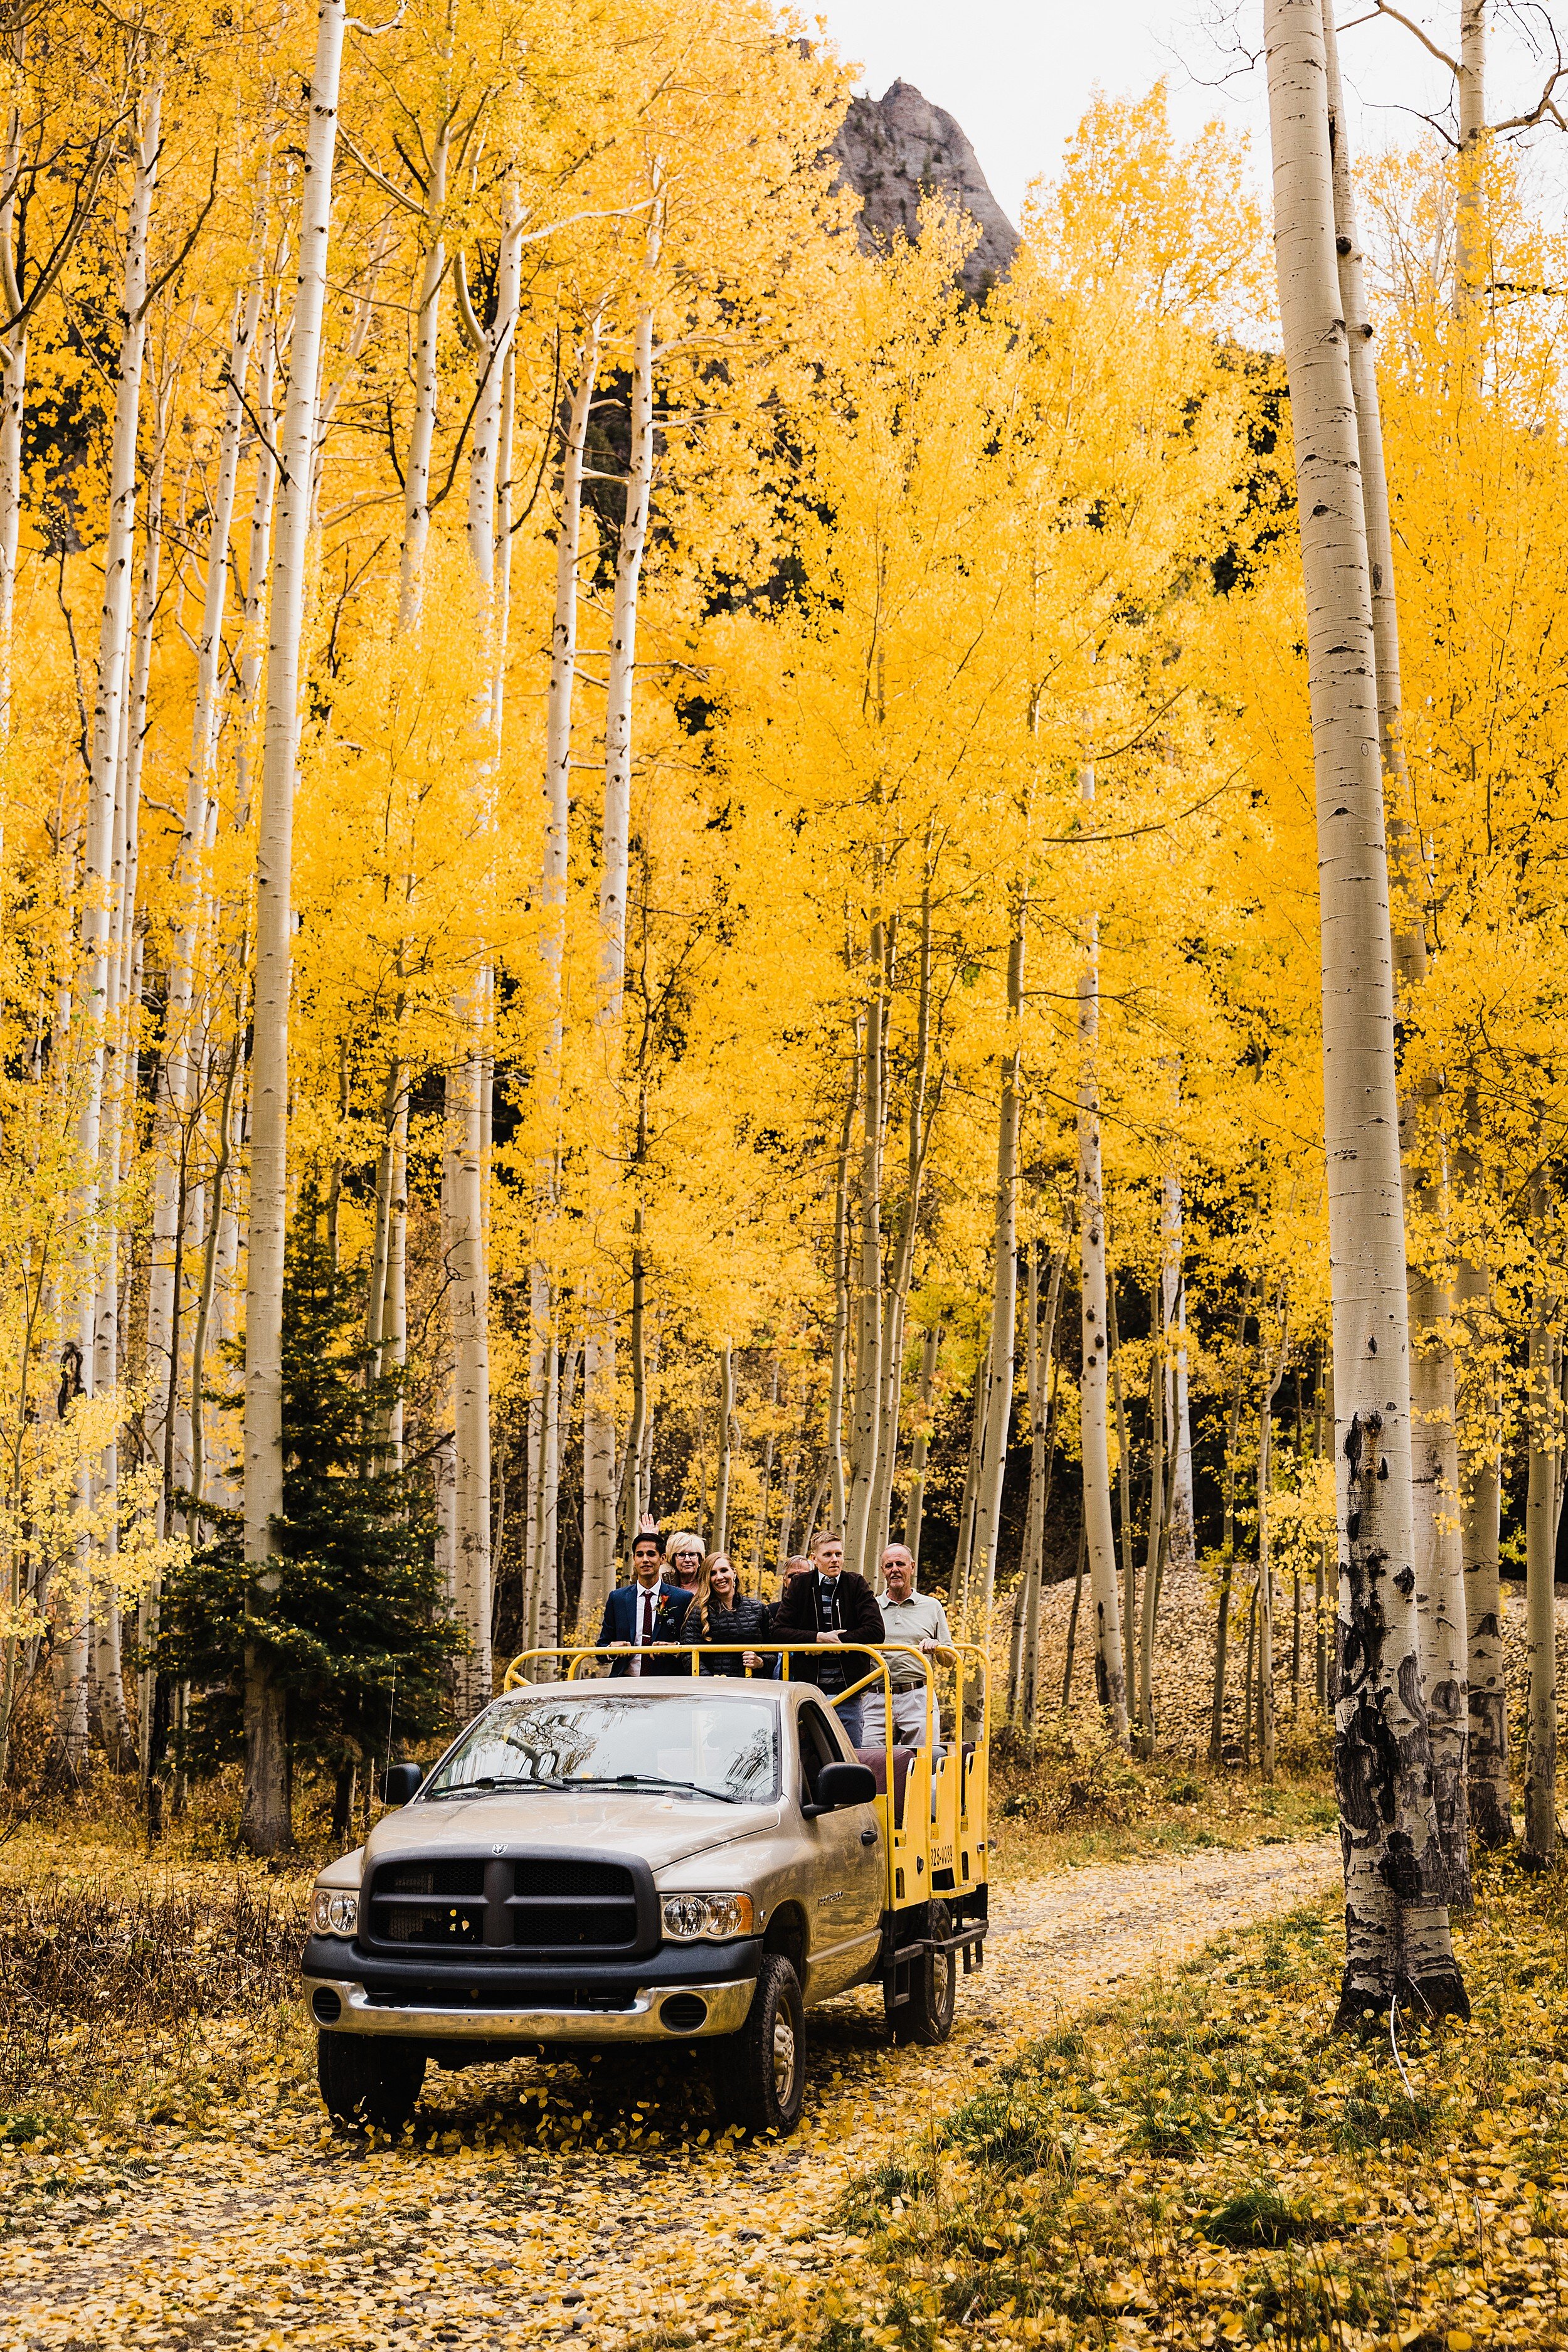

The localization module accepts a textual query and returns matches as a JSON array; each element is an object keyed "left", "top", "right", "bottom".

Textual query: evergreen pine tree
[{"left": 156, "top": 1196, "right": 462, "bottom": 1826}]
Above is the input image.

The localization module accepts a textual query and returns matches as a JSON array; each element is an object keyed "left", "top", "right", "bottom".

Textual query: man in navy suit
[{"left": 596, "top": 1527, "right": 694, "bottom": 1676}]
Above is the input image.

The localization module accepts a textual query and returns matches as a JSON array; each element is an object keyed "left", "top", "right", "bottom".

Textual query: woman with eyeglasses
[
  {"left": 679, "top": 1554, "right": 775, "bottom": 1677},
  {"left": 664, "top": 1532, "right": 705, "bottom": 1589}
]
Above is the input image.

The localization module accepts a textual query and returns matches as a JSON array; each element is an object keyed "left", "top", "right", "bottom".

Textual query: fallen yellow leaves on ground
[
  {"left": 0, "top": 1827, "right": 1336, "bottom": 2348},
  {"left": 771, "top": 1850, "right": 1568, "bottom": 2351}
]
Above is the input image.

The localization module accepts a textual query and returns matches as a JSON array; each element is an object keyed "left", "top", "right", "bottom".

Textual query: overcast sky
[{"left": 812, "top": 1, "right": 1568, "bottom": 227}]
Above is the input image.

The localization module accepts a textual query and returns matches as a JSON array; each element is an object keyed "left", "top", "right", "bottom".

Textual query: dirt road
[{"left": 0, "top": 1836, "right": 1338, "bottom": 2351}]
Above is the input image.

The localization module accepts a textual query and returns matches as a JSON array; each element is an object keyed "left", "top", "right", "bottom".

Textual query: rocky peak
[{"left": 831, "top": 78, "right": 1020, "bottom": 297}]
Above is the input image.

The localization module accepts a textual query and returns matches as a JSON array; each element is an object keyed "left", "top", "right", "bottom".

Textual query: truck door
[{"left": 797, "top": 1702, "right": 884, "bottom": 1998}]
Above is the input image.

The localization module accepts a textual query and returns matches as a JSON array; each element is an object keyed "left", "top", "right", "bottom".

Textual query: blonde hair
[
  {"left": 691, "top": 1551, "right": 742, "bottom": 1634},
  {"left": 664, "top": 1530, "right": 704, "bottom": 1569}
]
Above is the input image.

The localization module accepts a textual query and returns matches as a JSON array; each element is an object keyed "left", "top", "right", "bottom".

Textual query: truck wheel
[
  {"left": 886, "top": 1900, "right": 956, "bottom": 2046},
  {"left": 317, "top": 2031, "right": 426, "bottom": 2132},
  {"left": 717, "top": 1956, "right": 806, "bottom": 2137}
]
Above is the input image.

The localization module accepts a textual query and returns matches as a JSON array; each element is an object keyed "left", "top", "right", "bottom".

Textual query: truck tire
[
  {"left": 716, "top": 1955, "right": 806, "bottom": 2137},
  {"left": 886, "top": 1900, "right": 956, "bottom": 2046},
  {"left": 317, "top": 2031, "right": 426, "bottom": 2132}
]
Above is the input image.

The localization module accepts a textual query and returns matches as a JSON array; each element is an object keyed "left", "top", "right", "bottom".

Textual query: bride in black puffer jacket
[{"left": 679, "top": 1554, "right": 775, "bottom": 1677}]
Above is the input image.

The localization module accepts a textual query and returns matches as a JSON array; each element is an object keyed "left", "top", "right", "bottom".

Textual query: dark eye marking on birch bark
[
  {"left": 1367, "top": 1336, "right": 1377, "bottom": 1355},
  {"left": 1380, "top": 1827, "right": 1422, "bottom": 1902},
  {"left": 1377, "top": 1458, "right": 1389, "bottom": 1480},
  {"left": 1394, "top": 1566, "right": 1414, "bottom": 1597},
  {"left": 1347, "top": 1511, "right": 1360, "bottom": 1540}
]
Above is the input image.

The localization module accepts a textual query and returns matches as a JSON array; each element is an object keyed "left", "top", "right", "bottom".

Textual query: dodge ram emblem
[{"left": 490, "top": 1843, "right": 507, "bottom": 1855}]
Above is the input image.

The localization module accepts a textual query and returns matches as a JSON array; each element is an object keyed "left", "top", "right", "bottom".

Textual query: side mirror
[
  {"left": 381, "top": 1761, "right": 424, "bottom": 1807},
  {"left": 811, "top": 1761, "right": 877, "bottom": 1813}
]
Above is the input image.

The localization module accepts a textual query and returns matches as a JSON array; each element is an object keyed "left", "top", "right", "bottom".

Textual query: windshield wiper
[
  {"left": 563, "top": 1772, "right": 742, "bottom": 1805},
  {"left": 425, "top": 1774, "right": 568, "bottom": 1799}
]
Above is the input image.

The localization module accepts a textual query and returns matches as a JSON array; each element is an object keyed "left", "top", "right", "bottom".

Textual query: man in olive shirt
[{"left": 862, "top": 1544, "right": 954, "bottom": 1749}]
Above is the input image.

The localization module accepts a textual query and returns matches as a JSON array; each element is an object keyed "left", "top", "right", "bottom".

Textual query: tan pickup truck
[{"left": 302, "top": 1646, "right": 989, "bottom": 2137}]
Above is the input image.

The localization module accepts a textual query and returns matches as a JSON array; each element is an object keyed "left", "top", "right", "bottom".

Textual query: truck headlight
[
  {"left": 310, "top": 1889, "right": 359, "bottom": 1937},
  {"left": 661, "top": 1892, "right": 755, "bottom": 1941}
]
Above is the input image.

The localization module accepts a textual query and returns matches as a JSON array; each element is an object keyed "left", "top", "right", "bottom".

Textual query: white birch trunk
[
  {"left": 1324, "top": 0, "right": 1470, "bottom": 1908},
  {"left": 0, "top": 88, "right": 25, "bottom": 761},
  {"left": 827, "top": 1052, "right": 858, "bottom": 1537},
  {"left": 583, "top": 252, "right": 658, "bottom": 1621},
  {"left": 1160, "top": 1177, "right": 1195, "bottom": 1570},
  {"left": 534, "top": 321, "right": 599, "bottom": 1631},
  {"left": 63, "top": 87, "right": 160, "bottom": 1770},
  {"left": 147, "top": 278, "right": 260, "bottom": 1522},
  {"left": 243, "top": 1, "right": 346, "bottom": 1851},
  {"left": 904, "top": 1323, "right": 940, "bottom": 1572},
  {"left": 1524, "top": 1189, "right": 1557, "bottom": 1867},
  {"left": 450, "top": 1045, "right": 491, "bottom": 1712},
  {"left": 714, "top": 1347, "right": 734, "bottom": 1555},
  {"left": 398, "top": 126, "right": 449, "bottom": 630},
  {"left": 94, "top": 400, "right": 166, "bottom": 1769},
  {"left": 1458, "top": 1195, "right": 1510, "bottom": 1844},
  {"left": 580, "top": 1320, "right": 616, "bottom": 1624},
  {"left": 971, "top": 896, "right": 1025, "bottom": 1625},
  {"left": 234, "top": 314, "right": 279, "bottom": 830},
  {"left": 867, "top": 873, "right": 938, "bottom": 1574},
  {"left": 1077, "top": 762, "right": 1128, "bottom": 1744},
  {"left": 1268, "top": 0, "right": 1463, "bottom": 2018},
  {"left": 845, "top": 954, "right": 884, "bottom": 1582}
]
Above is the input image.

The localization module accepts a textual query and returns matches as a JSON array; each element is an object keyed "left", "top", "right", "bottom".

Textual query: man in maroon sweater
[{"left": 771, "top": 1532, "right": 886, "bottom": 1751}]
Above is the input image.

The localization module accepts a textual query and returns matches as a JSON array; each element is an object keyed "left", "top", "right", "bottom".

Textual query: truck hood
[{"left": 361, "top": 1791, "right": 782, "bottom": 1880}]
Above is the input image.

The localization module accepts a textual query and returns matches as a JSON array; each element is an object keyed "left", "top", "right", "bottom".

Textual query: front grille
[
  {"left": 379, "top": 1861, "right": 485, "bottom": 1899},
  {"left": 514, "top": 1860, "right": 628, "bottom": 1899},
  {"left": 366, "top": 1854, "right": 645, "bottom": 1956},
  {"left": 509, "top": 1858, "right": 637, "bottom": 1954},
  {"left": 381, "top": 1905, "right": 483, "bottom": 1946},
  {"left": 369, "top": 1858, "right": 486, "bottom": 1950}
]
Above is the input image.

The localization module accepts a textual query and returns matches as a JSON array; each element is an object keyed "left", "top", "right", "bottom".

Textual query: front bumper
[{"left": 301, "top": 1932, "right": 761, "bottom": 2045}]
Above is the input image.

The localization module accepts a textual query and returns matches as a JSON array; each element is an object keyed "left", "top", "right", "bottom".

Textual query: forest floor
[
  {"left": 0, "top": 1828, "right": 1340, "bottom": 2350},
  {"left": 815, "top": 1846, "right": 1568, "bottom": 2352}
]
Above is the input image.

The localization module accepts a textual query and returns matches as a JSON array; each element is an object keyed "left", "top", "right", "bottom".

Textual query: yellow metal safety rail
[{"left": 496, "top": 1641, "right": 988, "bottom": 1913}]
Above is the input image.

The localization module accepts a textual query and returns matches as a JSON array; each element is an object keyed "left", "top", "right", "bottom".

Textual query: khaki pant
[{"left": 861, "top": 1685, "right": 932, "bottom": 1749}]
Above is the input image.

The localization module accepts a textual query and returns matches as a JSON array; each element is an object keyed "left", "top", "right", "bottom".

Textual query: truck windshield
[{"left": 424, "top": 1693, "right": 780, "bottom": 1804}]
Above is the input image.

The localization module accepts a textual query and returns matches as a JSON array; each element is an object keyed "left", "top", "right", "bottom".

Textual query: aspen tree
[
  {"left": 866, "top": 871, "right": 941, "bottom": 1573},
  {"left": 825, "top": 1052, "right": 858, "bottom": 1537},
  {"left": 581, "top": 196, "right": 662, "bottom": 1629},
  {"left": 148, "top": 267, "right": 262, "bottom": 1524},
  {"left": 844, "top": 924, "right": 884, "bottom": 1582},
  {"left": 1078, "top": 771, "right": 1128, "bottom": 1746},
  {"left": 1264, "top": 0, "right": 1464, "bottom": 2018},
  {"left": 1452, "top": 1, "right": 1511, "bottom": 1861},
  {"left": 1136, "top": 1281, "right": 1165, "bottom": 1761},
  {"left": 903, "top": 1323, "right": 940, "bottom": 1572},
  {"left": 1160, "top": 1175, "right": 1196, "bottom": 1570},
  {"left": 243, "top": 0, "right": 347, "bottom": 1851},
  {"left": 714, "top": 1347, "right": 734, "bottom": 1554},
  {"left": 1010, "top": 1242, "right": 1062, "bottom": 1725},
  {"left": 1256, "top": 1300, "right": 1290, "bottom": 1784},
  {"left": 61, "top": 79, "right": 161, "bottom": 1768},
  {"left": 1523, "top": 1177, "right": 1557, "bottom": 1867},
  {"left": 1458, "top": 1121, "right": 1510, "bottom": 1844},
  {"left": 0, "top": 33, "right": 25, "bottom": 754},
  {"left": 533, "top": 313, "right": 598, "bottom": 1643},
  {"left": 1323, "top": 0, "right": 1469, "bottom": 1907},
  {"left": 970, "top": 891, "right": 1025, "bottom": 1626}
]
